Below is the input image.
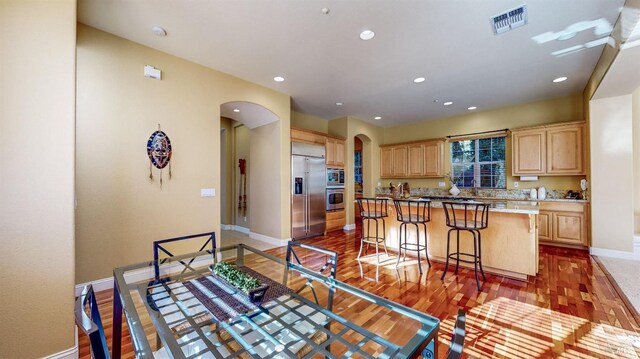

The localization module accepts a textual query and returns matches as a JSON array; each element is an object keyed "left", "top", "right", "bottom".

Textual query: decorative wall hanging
[
  {"left": 147, "top": 124, "right": 172, "bottom": 187},
  {"left": 238, "top": 159, "right": 247, "bottom": 217}
]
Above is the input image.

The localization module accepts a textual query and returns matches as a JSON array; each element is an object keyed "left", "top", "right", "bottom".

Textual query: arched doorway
[
  {"left": 354, "top": 134, "right": 373, "bottom": 221},
  {"left": 219, "top": 101, "right": 281, "bottom": 251}
]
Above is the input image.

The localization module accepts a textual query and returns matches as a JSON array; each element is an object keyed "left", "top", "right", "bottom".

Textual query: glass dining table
[{"left": 111, "top": 242, "right": 440, "bottom": 358}]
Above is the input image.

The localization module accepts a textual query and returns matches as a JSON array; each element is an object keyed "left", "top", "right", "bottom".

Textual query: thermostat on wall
[{"left": 144, "top": 65, "right": 162, "bottom": 80}]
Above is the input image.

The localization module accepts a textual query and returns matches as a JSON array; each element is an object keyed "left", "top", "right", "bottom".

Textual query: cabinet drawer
[
  {"left": 326, "top": 210, "right": 346, "bottom": 231},
  {"left": 552, "top": 212, "right": 585, "bottom": 244}
]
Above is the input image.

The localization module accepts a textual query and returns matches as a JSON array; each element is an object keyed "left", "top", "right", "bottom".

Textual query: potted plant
[{"left": 213, "top": 262, "right": 269, "bottom": 302}]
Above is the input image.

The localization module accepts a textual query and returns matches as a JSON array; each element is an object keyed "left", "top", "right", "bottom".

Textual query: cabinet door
[
  {"left": 513, "top": 130, "right": 546, "bottom": 175},
  {"left": 326, "top": 138, "right": 336, "bottom": 166},
  {"left": 552, "top": 211, "right": 586, "bottom": 245},
  {"left": 538, "top": 211, "right": 552, "bottom": 241},
  {"left": 407, "top": 144, "right": 424, "bottom": 176},
  {"left": 392, "top": 145, "right": 408, "bottom": 177},
  {"left": 380, "top": 147, "right": 394, "bottom": 178},
  {"left": 547, "top": 125, "right": 584, "bottom": 175},
  {"left": 423, "top": 141, "right": 443, "bottom": 177},
  {"left": 335, "top": 140, "right": 345, "bottom": 167}
]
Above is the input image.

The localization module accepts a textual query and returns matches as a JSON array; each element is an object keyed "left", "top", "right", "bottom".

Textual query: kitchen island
[{"left": 366, "top": 198, "right": 539, "bottom": 280}]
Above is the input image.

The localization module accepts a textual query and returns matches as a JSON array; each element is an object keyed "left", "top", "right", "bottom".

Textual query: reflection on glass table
[{"left": 112, "top": 241, "right": 440, "bottom": 358}]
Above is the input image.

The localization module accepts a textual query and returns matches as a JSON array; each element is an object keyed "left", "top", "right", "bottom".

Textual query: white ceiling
[
  {"left": 78, "top": 0, "right": 625, "bottom": 127},
  {"left": 220, "top": 101, "right": 279, "bottom": 129}
]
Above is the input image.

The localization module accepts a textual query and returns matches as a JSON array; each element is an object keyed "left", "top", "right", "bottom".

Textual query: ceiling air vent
[{"left": 491, "top": 5, "right": 528, "bottom": 35}]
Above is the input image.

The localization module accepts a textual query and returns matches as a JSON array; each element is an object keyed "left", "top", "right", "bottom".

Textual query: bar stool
[
  {"left": 440, "top": 201, "right": 490, "bottom": 290},
  {"left": 355, "top": 198, "right": 390, "bottom": 264},
  {"left": 393, "top": 199, "right": 432, "bottom": 274}
]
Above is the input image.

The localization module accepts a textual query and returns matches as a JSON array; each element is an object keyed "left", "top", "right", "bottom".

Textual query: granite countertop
[{"left": 376, "top": 196, "right": 539, "bottom": 215}]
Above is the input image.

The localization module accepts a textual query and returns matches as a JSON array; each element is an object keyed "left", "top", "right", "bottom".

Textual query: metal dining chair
[{"left": 153, "top": 231, "right": 216, "bottom": 282}]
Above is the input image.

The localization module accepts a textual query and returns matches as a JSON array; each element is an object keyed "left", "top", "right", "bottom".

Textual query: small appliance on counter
[{"left": 538, "top": 186, "right": 546, "bottom": 200}]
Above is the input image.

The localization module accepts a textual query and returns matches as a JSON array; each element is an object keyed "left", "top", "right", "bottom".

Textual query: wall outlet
[
  {"left": 200, "top": 188, "right": 216, "bottom": 197},
  {"left": 513, "top": 181, "right": 519, "bottom": 188},
  {"left": 438, "top": 182, "right": 446, "bottom": 187}
]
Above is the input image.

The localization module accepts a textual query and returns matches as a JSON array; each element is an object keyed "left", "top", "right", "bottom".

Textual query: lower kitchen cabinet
[
  {"left": 538, "top": 202, "right": 588, "bottom": 247},
  {"left": 326, "top": 210, "right": 346, "bottom": 232}
]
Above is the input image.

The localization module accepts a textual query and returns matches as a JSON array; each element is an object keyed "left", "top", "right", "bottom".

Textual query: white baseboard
[
  {"left": 249, "top": 232, "right": 289, "bottom": 247},
  {"left": 590, "top": 247, "right": 637, "bottom": 260},
  {"left": 45, "top": 327, "right": 78, "bottom": 358},
  {"left": 343, "top": 223, "right": 356, "bottom": 231},
  {"left": 234, "top": 225, "right": 250, "bottom": 234},
  {"left": 75, "top": 256, "right": 214, "bottom": 296},
  {"left": 221, "top": 224, "right": 234, "bottom": 230}
]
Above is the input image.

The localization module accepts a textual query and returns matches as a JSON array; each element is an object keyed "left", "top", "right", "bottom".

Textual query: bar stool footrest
[
  {"left": 362, "top": 237, "right": 386, "bottom": 244},
  {"left": 447, "top": 252, "right": 480, "bottom": 264},
  {"left": 399, "top": 243, "right": 427, "bottom": 252}
]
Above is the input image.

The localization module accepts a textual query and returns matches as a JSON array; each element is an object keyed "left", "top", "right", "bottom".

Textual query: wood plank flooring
[{"left": 79, "top": 228, "right": 640, "bottom": 358}]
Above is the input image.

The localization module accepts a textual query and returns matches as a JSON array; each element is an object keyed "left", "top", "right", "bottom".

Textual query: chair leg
[
  {"left": 423, "top": 222, "right": 431, "bottom": 267},
  {"left": 381, "top": 219, "right": 389, "bottom": 256},
  {"left": 375, "top": 218, "right": 380, "bottom": 264},
  {"left": 441, "top": 229, "right": 453, "bottom": 280},
  {"left": 473, "top": 230, "right": 481, "bottom": 290},
  {"left": 357, "top": 218, "right": 366, "bottom": 259},
  {"left": 477, "top": 230, "right": 486, "bottom": 281},
  {"left": 454, "top": 230, "right": 460, "bottom": 275},
  {"left": 414, "top": 224, "right": 423, "bottom": 275},
  {"left": 396, "top": 223, "right": 403, "bottom": 269}
]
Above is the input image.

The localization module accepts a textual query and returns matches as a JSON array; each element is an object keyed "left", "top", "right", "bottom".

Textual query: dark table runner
[{"left": 183, "top": 266, "right": 292, "bottom": 323}]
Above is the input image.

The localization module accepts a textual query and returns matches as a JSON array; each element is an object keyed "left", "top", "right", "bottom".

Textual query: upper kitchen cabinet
[
  {"left": 380, "top": 139, "right": 444, "bottom": 178},
  {"left": 326, "top": 137, "right": 345, "bottom": 168},
  {"left": 512, "top": 122, "right": 585, "bottom": 176}
]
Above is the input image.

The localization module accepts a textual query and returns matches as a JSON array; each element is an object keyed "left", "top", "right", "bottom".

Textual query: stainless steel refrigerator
[{"left": 291, "top": 142, "right": 326, "bottom": 240}]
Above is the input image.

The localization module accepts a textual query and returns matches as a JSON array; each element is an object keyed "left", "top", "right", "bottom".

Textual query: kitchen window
[{"left": 450, "top": 136, "right": 506, "bottom": 188}]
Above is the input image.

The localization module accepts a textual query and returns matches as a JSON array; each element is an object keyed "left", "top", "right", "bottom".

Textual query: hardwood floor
[{"left": 80, "top": 228, "right": 640, "bottom": 358}]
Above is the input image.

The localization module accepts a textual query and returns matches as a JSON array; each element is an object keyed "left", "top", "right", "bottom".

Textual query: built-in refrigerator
[{"left": 291, "top": 142, "right": 326, "bottom": 240}]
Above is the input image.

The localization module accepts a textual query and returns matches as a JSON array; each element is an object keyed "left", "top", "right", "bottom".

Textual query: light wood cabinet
[
  {"left": 513, "top": 130, "right": 546, "bottom": 174},
  {"left": 291, "top": 128, "right": 326, "bottom": 145},
  {"left": 538, "top": 202, "right": 588, "bottom": 247},
  {"left": 512, "top": 122, "right": 585, "bottom": 176},
  {"left": 547, "top": 125, "right": 584, "bottom": 174},
  {"left": 380, "top": 139, "right": 444, "bottom": 178},
  {"left": 423, "top": 141, "right": 444, "bottom": 177},
  {"left": 380, "top": 147, "right": 394, "bottom": 178},
  {"left": 326, "top": 210, "right": 346, "bottom": 232},
  {"left": 392, "top": 145, "right": 408, "bottom": 177},
  {"left": 326, "top": 137, "right": 345, "bottom": 168},
  {"left": 538, "top": 211, "right": 552, "bottom": 241}
]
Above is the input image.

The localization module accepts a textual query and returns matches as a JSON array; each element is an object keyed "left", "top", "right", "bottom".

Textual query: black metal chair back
[
  {"left": 153, "top": 232, "right": 216, "bottom": 282},
  {"left": 356, "top": 198, "right": 389, "bottom": 218},
  {"left": 393, "top": 199, "right": 431, "bottom": 224},
  {"left": 75, "top": 285, "right": 110, "bottom": 359},
  {"left": 442, "top": 202, "right": 489, "bottom": 230}
]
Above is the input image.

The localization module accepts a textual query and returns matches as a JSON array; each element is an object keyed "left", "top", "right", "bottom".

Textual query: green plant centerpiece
[{"left": 213, "top": 262, "right": 268, "bottom": 302}]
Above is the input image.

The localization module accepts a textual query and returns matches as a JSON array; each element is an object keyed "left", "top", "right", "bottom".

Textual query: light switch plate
[{"left": 200, "top": 188, "right": 216, "bottom": 197}]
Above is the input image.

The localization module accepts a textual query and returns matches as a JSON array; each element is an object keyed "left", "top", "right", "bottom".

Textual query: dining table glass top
[{"left": 112, "top": 242, "right": 440, "bottom": 359}]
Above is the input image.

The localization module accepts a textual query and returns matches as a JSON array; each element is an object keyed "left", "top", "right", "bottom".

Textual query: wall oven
[
  {"left": 326, "top": 188, "right": 345, "bottom": 211},
  {"left": 326, "top": 168, "right": 345, "bottom": 188}
]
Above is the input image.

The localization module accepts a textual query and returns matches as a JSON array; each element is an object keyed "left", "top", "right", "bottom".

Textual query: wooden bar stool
[
  {"left": 355, "top": 198, "right": 390, "bottom": 264},
  {"left": 393, "top": 199, "right": 432, "bottom": 274},
  {"left": 440, "top": 201, "right": 490, "bottom": 290}
]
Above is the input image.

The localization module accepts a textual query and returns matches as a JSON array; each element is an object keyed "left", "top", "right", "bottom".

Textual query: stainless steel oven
[
  {"left": 326, "top": 168, "right": 345, "bottom": 188},
  {"left": 326, "top": 188, "right": 345, "bottom": 211}
]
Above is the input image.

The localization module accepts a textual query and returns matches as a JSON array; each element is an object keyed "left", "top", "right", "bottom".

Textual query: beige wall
[
  {"left": 381, "top": 94, "right": 586, "bottom": 190},
  {"left": 291, "top": 111, "right": 329, "bottom": 133},
  {"left": 0, "top": 1, "right": 77, "bottom": 357},
  {"left": 76, "top": 25, "right": 290, "bottom": 283},
  {"left": 633, "top": 87, "right": 640, "bottom": 233},
  {"left": 589, "top": 95, "right": 635, "bottom": 252}
]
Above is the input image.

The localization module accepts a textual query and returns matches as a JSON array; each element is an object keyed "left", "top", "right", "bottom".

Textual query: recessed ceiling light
[
  {"left": 321, "top": 7, "right": 330, "bottom": 14},
  {"left": 553, "top": 76, "right": 568, "bottom": 83},
  {"left": 335, "top": 102, "right": 343, "bottom": 106},
  {"left": 152, "top": 26, "right": 167, "bottom": 37},
  {"left": 360, "top": 30, "right": 375, "bottom": 40},
  {"left": 414, "top": 77, "right": 426, "bottom": 83},
  {"left": 273, "top": 76, "right": 285, "bottom": 82},
  {"left": 468, "top": 106, "right": 477, "bottom": 110},
  {"left": 444, "top": 102, "right": 453, "bottom": 106},
  {"left": 233, "top": 109, "right": 240, "bottom": 113},
  {"left": 374, "top": 116, "right": 382, "bottom": 120}
]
